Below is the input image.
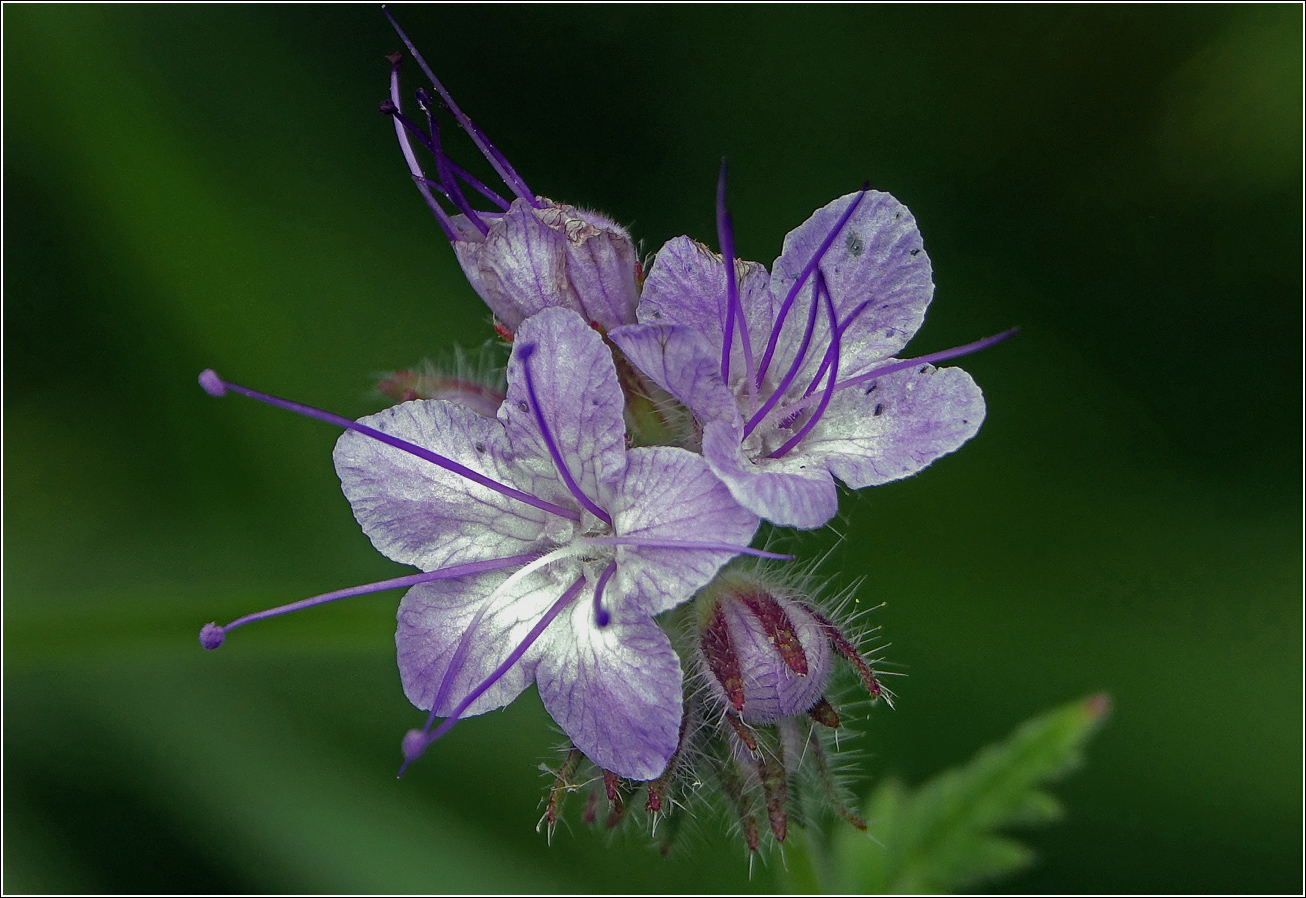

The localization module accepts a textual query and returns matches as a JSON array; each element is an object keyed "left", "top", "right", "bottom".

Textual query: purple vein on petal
[
  {"left": 833, "top": 327, "right": 1020, "bottom": 393},
  {"left": 768, "top": 271, "right": 840, "bottom": 459},
  {"left": 517, "top": 344, "right": 613, "bottom": 527},
  {"left": 400, "top": 576, "right": 587, "bottom": 775},
  {"left": 200, "top": 370, "right": 580, "bottom": 522},
  {"left": 755, "top": 187, "right": 868, "bottom": 386},
  {"left": 582, "top": 537, "right": 792, "bottom": 560},
  {"left": 213, "top": 554, "right": 539, "bottom": 637},
  {"left": 743, "top": 266, "right": 823, "bottom": 438},
  {"left": 384, "top": 7, "right": 541, "bottom": 207},
  {"left": 386, "top": 56, "right": 457, "bottom": 242}
]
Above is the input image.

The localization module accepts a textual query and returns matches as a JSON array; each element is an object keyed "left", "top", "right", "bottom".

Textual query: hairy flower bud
[
  {"left": 698, "top": 581, "right": 832, "bottom": 724},
  {"left": 452, "top": 199, "right": 640, "bottom": 334}
]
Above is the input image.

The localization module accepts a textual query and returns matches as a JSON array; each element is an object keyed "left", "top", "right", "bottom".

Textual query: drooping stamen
[
  {"left": 767, "top": 272, "right": 840, "bottom": 458},
  {"left": 199, "top": 370, "right": 580, "bottom": 522},
  {"left": 386, "top": 56, "right": 458, "bottom": 242},
  {"left": 399, "top": 576, "right": 586, "bottom": 774},
  {"left": 384, "top": 7, "right": 542, "bottom": 207},
  {"left": 580, "top": 537, "right": 791, "bottom": 560},
  {"left": 742, "top": 262, "right": 823, "bottom": 438},
  {"left": 516, "top": 344, "right": 613, "bottom": 527},
  {"left": 754, "top": 186, "right": 869, "bottom": 386},
  {"left": 197, "top": 553, "right": 538, "bottom": 650},
  {"left": 416, "top": 88, "right": 489, "bottom": 236},
  {"left": 832, "top": 326, "right": 1020, "bottom": 393},
  {"left": 592, "top": 560, "right": 618, "bottom": 628},
  {"left": 717, "top": 160, "right": 755, "bottom": 389}
]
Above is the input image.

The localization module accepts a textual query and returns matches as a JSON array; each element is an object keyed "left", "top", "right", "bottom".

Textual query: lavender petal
[
  {"left": 808, "top": 364, "right": 986, "bottom": 488},
  {"left": 610, "top": 446, "right": 760, "bottom": 617},
  {"left": 534, "top": 604, "right": 684, "bottom": 781},
  {"left": 769, "top": 190, "right": 934, "bottom": 377},
  {"left": 502, "top": 309, "right": 629, "bottom": 513},
  {"left": 333, "top": 400, "right": 547, "bottom": 571}
]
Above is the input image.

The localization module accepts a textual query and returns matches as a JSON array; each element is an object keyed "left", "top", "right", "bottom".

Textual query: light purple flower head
[
  {"left": 381, "top": 12, "right": 639, "bottom": 334},
  {"left": 198, "top": 308, "right": 775, "bottom": 781},
  {"left": 612, "top": 164, "right": 1013, "bottom": 528}
]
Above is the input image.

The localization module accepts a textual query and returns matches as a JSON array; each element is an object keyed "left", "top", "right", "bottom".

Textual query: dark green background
[{"left": 5, "top": 4, "right": 1300, "bottom": 893}]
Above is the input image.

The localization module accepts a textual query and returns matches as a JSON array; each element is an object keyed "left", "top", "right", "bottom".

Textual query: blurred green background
[{"left": 4, "top": 4, "right": 1300, "bottom": 893}]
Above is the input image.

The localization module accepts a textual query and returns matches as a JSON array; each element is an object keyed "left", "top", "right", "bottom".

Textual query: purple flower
[
  {"left": 612, "top": 165, "right": 1013, "bottom": 528},
  {"left": 199, "top": 308, "right": 776, "bottom": 781},
  {"left": 381, "top": 13, "right": 639, "bottom": 334}
]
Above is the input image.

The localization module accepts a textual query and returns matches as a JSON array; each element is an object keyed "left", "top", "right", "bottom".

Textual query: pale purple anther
[
  {"left": 198, "top": 308, "right": 780, "bottom": 780},
  {"left": 611, "top": 182, "right": 1010, "bottom": 529}
]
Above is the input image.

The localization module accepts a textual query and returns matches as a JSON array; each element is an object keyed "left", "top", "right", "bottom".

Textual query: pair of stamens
[{"left": 380, "top": 8, "right": 541, "bottom": 242}]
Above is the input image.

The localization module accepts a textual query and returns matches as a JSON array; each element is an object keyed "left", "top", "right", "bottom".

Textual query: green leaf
[{"left": 832, "top": 694, "right": 1110, "bottom": 894}]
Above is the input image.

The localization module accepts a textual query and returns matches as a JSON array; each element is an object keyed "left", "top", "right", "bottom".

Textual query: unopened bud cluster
[{"left": 537, "top": 566, "right": 890, "bottom": 855}]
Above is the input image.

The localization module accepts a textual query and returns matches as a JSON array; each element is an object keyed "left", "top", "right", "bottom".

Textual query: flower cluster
[{"left": 197, "top": 11, "right": 1009, "bottom": 853}]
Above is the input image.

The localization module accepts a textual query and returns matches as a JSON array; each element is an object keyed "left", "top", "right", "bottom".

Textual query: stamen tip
[
  {"left": 379, "top": 98, "right": 398, "bottom": 116},
  {"left": 198, "top": 369, "right": 226, "bottom": 397},
  {"left": 199, "top": 622, "right": 226, "bottom": 650},
  {"left": 401, "top": 728, "right": 429, "bottom": 762},
  {"left": 595, "top": 608, "right": 612, "bottom": 628}
]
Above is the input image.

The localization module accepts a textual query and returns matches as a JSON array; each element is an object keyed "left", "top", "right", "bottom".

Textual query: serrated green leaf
[{"left": 832, "top": 693, "right": 1109, "bottom": 894}]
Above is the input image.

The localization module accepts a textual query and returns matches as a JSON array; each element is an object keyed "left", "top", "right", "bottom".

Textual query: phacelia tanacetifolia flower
[
  {"left": 381, "top": 11, "right": 640, "bottom": 335},
  {"left": 197, "top": 308, "right": 784, "bottom": 781},
  {"left": 612, "top": 164, "right": 1015, "bottom": 529}
]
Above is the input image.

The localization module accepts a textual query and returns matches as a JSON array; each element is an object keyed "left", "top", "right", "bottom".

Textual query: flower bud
[
  {"left": 452, "top": 198, "right": 640, "bottom": 334},
  {"left": 698, "top": 578, "right": 833, "bottom": 724},
  {"left": 376, "top": 345, "right": 507, "bottom": 417}
]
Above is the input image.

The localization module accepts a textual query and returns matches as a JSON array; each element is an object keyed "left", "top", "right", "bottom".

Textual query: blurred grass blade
[{"left": 833, "top": 693, "right": 1110, "bottom": 894}]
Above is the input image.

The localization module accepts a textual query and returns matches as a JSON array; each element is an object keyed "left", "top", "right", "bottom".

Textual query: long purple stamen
[
  {"left": 768, "top": 272, "right": 840, "bottom": 459},
  {"left": 771, "top": 326, "right": 1020, "bottom": 427},
  {"left": 717, "top": 161, "right": 754, "bottom": 387},
  {"left": 742, "top": 264, "right": 823, "bottom": 438},
  {"left": 592, "top": 561, "right": 618, "bottom": 628},
  {"left": 755, "top": 187, "right": 868, "bottom": 386},
  {"left": 385, "top": 96, "right": 509, "bottom": 216},
  {"left": 582, "top": 537, "right": 792, "bottom": 560},
  {"left": 198, "top": 554, "right": 538, "bottom": 650},
  {"left": 833, "top": 327, "right": 1020, "bottom": 393},
  {"left": 800, "top": 293, "right": 878, "bottom": 400},
  {"left": 400, "top": 576, "right": 586, "bottom": 774},
  {"left": 417, "top": 88, "right": 489, "bottom": 236},
  {"left": 386, "top": 56, "right": 458, "bottom": 242},
  {"left": 444, "top": 159, "right": 510, "bottom": 211},
  {"left": 198, "top": 369, "right": 580, "bottom": 522},
  {"left": 516, "top": 344, "right": 614, "bottom": 527},
  {"left": 384, "top": 7, "right": 541, "bottom": 207}
]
